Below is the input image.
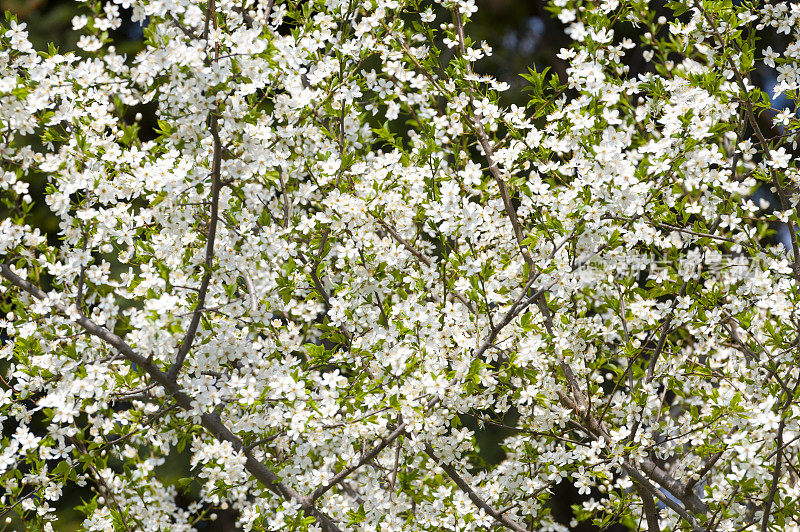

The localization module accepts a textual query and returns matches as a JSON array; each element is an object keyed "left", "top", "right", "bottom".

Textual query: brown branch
[
  {"left": 308, "top": 423, "right": 406, "bottom": 503},
  {"left": 295, "top": 248, "right": 352, "bottom": 344},
  {"left": 557, "top": 390, "right": 708, "bottom": 519},
  {"left": 374, "top": 216, "right": 476, "bottom": 314},
  {"left": 423, "top": 443, "right": 529, "bottom": 532},
  {"left": 0, "top": 263, "right": 341, "bottom": 532},
  {"left": 635, "top": 483, "right": 660, "bottom": 532},
  {"left": 277, "top": 167, "right": 292, "bottom": 228},
  {"left": 622, "top": 462, "right": 704, "bottom": 532},
  {"left": 761, "top": 416, "right": 785, "bottom": 532},
  {"left": 239, "top": 268, "right": 258, "bottom": 315},
  {"left": 760, "top": 376, "right": 800, "bottom": 532},
  {"left": 168, "top": 17, "right": 224, "bottom": 377},
  {"left": 684, "top": 447, "right": 725, "bottom": 496},
  {"left": 693, "top": 0, "right": 800, "bottom": 281},
  {"left": 451, "top": 6, "right": 531, "bottom": 268},
  {"left": 644, "top": 280, "right": 688, "bottom": 383},
  {"left": 167, "top": 12, "right": 200, "bottom": 40}
]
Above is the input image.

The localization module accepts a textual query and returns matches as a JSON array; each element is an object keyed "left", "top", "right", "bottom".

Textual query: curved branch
[{"left": 451, "top": 6, "right": 532, "bottom": 268}]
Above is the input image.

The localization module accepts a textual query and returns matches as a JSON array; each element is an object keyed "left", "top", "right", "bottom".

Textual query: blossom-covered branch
[{"left": 2, "top": 0, "right": 800, "bottom": 530}]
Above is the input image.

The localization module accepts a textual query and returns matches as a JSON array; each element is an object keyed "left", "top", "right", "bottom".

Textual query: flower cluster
[{"left": 1, "top": 0, "right": 800, "bottom": 530}]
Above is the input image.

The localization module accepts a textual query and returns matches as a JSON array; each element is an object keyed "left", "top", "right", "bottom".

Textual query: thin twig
[
  {"left": 424, "top": 443, "right": 528, "bottom": 532},
  {"left": 645, "top": 280, "right": 688, "bottom": 383},
  {"left": 168, "top": 2, "right": 224, "bottom": 378}
]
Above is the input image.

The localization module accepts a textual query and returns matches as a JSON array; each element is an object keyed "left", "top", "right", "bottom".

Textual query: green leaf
[
  {"left": 52, "top": 460, "right": 71, "bottom": 478},
  {"left": 520, "top": 311, "right": 532, "bottom": 331},
  {"left": 666, "top": 0, "right": 689, "bottom": 16},
  {"left": 156, "top": 120, "right": 173, "bottom": 136}
]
